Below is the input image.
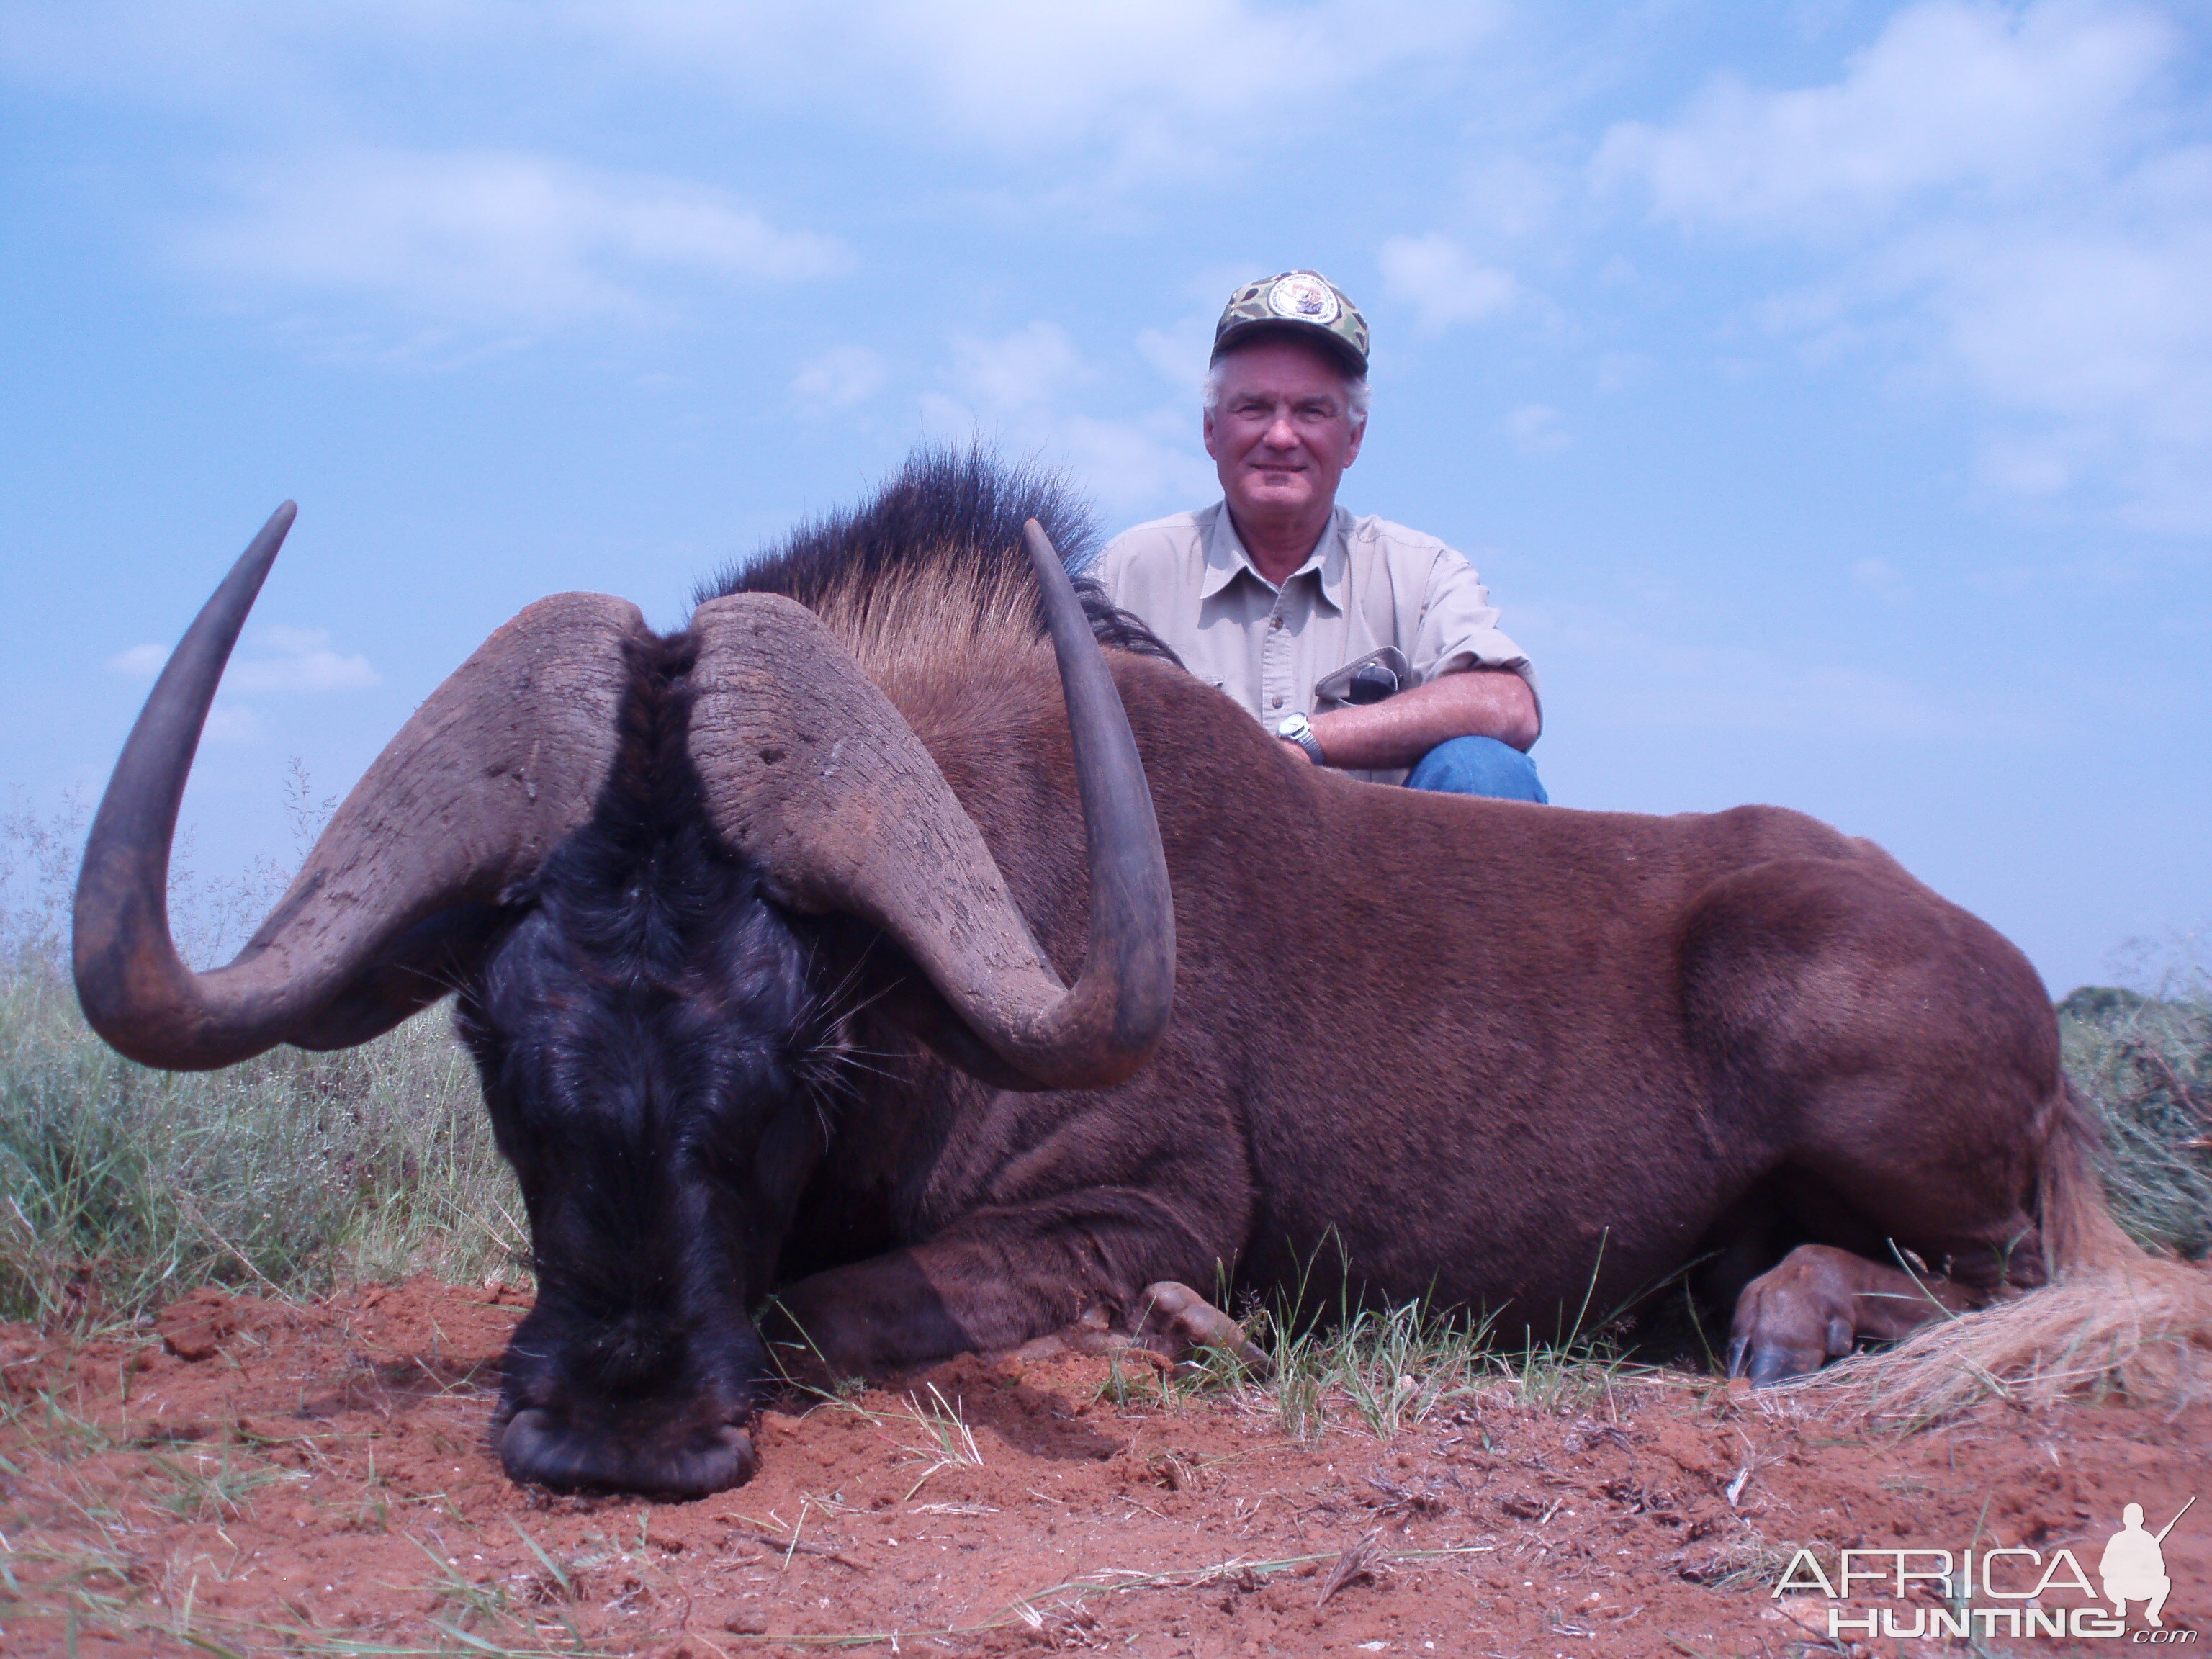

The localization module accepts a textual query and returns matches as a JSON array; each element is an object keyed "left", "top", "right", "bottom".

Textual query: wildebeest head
[{"left": 73, "top": 484, "right": 1174, "bottom": 1498}]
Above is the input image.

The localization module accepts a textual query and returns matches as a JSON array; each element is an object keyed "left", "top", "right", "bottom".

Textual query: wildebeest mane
[{"left": 691, "top": 447, "right": 1177, "bottom": 672}]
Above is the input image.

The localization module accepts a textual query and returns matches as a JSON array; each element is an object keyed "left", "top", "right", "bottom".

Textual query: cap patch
[{"left": 1267, "top": 273, "right": 1341, "bottom": 326}]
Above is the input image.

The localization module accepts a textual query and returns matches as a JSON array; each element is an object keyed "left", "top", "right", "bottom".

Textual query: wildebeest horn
[
  {"left": 74, "top": 505, "right": 646, "bottom": 1069},
  {"left": 685, "top": 519, "right": 1175, "bottom": 1092}
]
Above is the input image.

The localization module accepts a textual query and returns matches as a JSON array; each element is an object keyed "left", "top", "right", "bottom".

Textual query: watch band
[{"left": 1277, "top": 713, "right": 1326, "bottom": 765}]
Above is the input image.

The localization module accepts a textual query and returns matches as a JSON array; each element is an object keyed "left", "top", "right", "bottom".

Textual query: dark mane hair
[{"left": 691, "top": 446, "right": 1178, "bottom": 664}]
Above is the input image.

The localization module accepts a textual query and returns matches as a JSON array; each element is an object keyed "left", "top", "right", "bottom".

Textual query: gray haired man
[{"left": 1092, "top": 271, "right": 1545, "bottom": 798}]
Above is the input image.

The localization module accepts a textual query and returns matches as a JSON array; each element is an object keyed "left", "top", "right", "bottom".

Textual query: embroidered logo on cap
[{"left": 1267, "top": 273, "right": 1341, "bottom": 326}]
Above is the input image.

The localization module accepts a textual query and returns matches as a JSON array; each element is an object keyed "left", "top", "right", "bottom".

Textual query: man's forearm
[{"left": 1302, "top": 668, "right": 1538, "bottom": 770}]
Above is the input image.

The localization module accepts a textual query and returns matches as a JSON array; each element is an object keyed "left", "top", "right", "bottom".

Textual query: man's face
[{"left": 1203, "top": 338, "right": 1364, "bottom": 529}]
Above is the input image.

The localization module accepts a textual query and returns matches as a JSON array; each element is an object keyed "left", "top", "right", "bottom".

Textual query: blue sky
[{"left": 3, "top": 0, "right": 2207, "bottom": 994}]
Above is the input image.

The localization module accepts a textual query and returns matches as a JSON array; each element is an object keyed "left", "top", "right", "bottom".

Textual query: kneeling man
[{"left": 1094, "top": 270, "right": 1545, "bottom": 798}]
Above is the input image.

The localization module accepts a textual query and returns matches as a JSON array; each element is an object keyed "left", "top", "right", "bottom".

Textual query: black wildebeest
[{"left": 77, "top": 451, "right": 2137, "bottom": 1498}]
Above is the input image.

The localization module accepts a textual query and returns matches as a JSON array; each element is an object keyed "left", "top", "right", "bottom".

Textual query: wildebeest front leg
[
  {"left": 1128, "top": 1280, "right": 1272, "bottom": 1374},
  {"left": 765, "top": 1205, "right": 1259, "bottom": 1383},
  {"left": 1727, "top": 1243, "right": 1978, "bottom": 1386},
  {"left": 1006, "top": 1280, "right": 1272, "bottom": 1375}
]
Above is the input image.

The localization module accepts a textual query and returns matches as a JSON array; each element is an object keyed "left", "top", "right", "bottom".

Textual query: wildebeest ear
[
  {"left": 685, "top": 520, "right": 1174, "bottom": 1094},
  {"left": 800, "top": 915, "right": 1045, "bottom": 1094}
]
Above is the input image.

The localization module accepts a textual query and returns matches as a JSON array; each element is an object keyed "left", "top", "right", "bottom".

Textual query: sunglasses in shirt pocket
[{"left": 1313, "top": 646, "right": 1413, "bottom": 707}]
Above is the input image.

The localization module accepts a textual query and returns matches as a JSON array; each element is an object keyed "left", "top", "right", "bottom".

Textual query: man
[{"left": 1092, "top": 270, "right": 1545, "bottom": 798}]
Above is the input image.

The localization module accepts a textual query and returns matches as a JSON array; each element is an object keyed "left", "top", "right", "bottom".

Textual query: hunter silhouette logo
[
  {"left": 2103, "top": 1498, "right": 2193, "bottom": 1629},
  {"left": 1775, "top": 1494, "right": 2198, "bottom": 1642}
]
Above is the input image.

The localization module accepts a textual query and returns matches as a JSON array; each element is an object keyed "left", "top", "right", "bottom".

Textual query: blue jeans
[{"left": 1403, "top": 735, "right": 1548, "bottom": 804}]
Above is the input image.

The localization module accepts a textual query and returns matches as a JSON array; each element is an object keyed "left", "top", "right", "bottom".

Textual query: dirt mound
[{"left": 0, "top": 1278, "right": 2201, "bottom": 1655}]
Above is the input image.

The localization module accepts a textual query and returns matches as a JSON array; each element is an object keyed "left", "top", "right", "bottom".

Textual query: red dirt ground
[{"left": 0, "top": 1277, "right": 2201, "bottom": 1658}]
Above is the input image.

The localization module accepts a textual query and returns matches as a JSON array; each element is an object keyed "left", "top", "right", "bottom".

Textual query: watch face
[{"left": 1277, "top": 714, "right": 1308, "bottom": 739}]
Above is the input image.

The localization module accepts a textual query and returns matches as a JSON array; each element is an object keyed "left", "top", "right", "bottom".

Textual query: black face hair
[{"left": 457, "top": 448, "right": 1169, "bottom": 1495}]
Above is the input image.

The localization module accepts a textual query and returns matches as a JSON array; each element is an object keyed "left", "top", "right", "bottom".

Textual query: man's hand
[{"left": 1305, "top": 668, "right": 1537, "bottom": 772}]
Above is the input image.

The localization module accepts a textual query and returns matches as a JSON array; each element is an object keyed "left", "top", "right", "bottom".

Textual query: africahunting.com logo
[{"left": 1773, "top": 1497, "right": 2195, "bottom": 1643}]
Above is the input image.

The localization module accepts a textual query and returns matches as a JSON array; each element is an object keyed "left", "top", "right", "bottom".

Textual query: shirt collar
[{"left": 1198, "top": 502, "right": 1350, "bottom": 613}]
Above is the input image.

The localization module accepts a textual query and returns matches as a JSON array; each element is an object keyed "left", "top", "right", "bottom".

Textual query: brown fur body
[{"left": 767, "top": 565, "right": 2069, "bottom": 1380}]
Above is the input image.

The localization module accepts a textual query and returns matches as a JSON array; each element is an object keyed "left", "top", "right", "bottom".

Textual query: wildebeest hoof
[
  {"left": 1726, "top": 1336, "right": 1829, "bottom": 1388},
  {"left": 1133, "top": 1282, "right": 1274, "bottom": 1379},
  {"left": 1009, "top": 1285, "right": 1271, "bottom": 1376},
  {"left": 1727, "top": 1244, "right": 1875, "bottom": 1387},
  {"left": 495, "top": 1407, "right": 758, "bottom": 1499}
]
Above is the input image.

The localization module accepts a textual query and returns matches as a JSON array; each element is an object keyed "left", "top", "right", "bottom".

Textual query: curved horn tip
[
  {"left": 256, "top": 500, "right": 298, "bottom": 551},
  {"left": 242, "top": 499, "right": 297, "bottom": 538},
  {"left": 1022, "top": 518, "right": 1061, "bottom": 573},
  {"left": 223, "top": 500, "right": 298, "bottom": 585}
]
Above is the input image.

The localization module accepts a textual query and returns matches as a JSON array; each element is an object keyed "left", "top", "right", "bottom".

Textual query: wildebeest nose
[{"left": 495, "top": 1407, "right": 758, "bottom": 1499}]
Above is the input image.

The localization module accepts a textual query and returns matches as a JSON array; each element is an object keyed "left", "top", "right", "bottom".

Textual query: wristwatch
[{"left": 1275, "top": 711, "right": 1326, "bottom": 765}]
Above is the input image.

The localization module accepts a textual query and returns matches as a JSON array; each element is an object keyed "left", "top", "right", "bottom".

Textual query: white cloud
[
  {"left": 948, "top": 322, "right": 1085, "bottom": 415},
  {"left": 1593, "top": 0, "right": 2212, "bottom": 532},
  {"left": 1851, "top": 556, "right": 1912, "bottom": 601},
  {"left": 107, "top": 626, "right": 380, "bottom": 693},
  {"left": 791, "top": 344, "right": 888, "bottom": 415},
  {"left": 1664, "top": 657, "right": 2037, "bottom": 741},
  {"left": 229, "top": 626, "right": 381, "bottom": 693},
  {"left": 1460, "top": 154, "right": 1564, "bottom": 240},
  {"left": 1972, "top": 432, "right": 2078, "bottom": 500},
  {"left": 1555, "top": 611, "right": 2053, "bottom": 742},
  {"left": 1135, "top": 318, "right": 1213, "bottom": 392},
  {"left": 181, "top": 148, "right": 850, "bottom": 327},
  {"left": 9, "top": 1, "right": 1504, "bottom": 181},
  {"left": 1591, "top": 0, "right": 2173, "bottom": 233},
  {"left": 106, "top": 643, "right": 168, "bottom": 677},
  {"left": 1377, "top": 234, "right": 1520, "bottom": 333},
  {"left": 201, "top": 705, "right": 264, "bottom": 745},
  {"left": 1899, "top": 163, "right": 2212, "bottom": 530},
  {"left": 919, "top": 392, "right": 1211, "bottom": 522},
  {"left": 568, "top": 1, "right": 1504, "bottom": 179},
  {"left": 921, "top": 323, "right": 1211, "bottom": 520},
  {"left": 1057, "top": 411, "right": 1216, "bottom": 518},
  {"left": 1505, "top": 403, "right": 1570, "bottom": 455}
]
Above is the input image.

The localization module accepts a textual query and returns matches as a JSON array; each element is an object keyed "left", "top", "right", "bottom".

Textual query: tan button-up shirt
[{"left": 1092, "top": 502, "right": 1537, "bottom": 785}]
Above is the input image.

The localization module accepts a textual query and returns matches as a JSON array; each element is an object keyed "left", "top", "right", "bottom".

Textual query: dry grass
[
  {"left": 0, "top": 961, "right": 524, "bottom": 1328},
  {"left": 1803, "top": 1256, "right": 2212, "bottom": 1425},
  {"left": 0, "top": 793, "right": 524, "bottom": 1330}
]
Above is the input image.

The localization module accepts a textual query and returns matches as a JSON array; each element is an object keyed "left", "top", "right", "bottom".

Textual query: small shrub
[
  {"left": 0, "top": 959, "right": 521, "bottom": 1326},
  {"left": 2059, "top": 982, "right": 2212, "bottom": 1260},
  {"left": 0, "top": 791, "right": 526, "bottom": 1328}
]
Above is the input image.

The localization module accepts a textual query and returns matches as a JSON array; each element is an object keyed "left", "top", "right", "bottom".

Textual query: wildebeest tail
[{"left": 2036, "top": 1078, "right": 2149, "bottom": 1274}]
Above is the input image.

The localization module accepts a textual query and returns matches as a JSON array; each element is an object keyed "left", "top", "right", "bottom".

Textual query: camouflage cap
[{"left": 1211, "top": 270, "right": 1369, "bottom": 377}]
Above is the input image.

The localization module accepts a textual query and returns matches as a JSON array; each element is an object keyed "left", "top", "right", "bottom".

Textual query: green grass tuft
[{"left": 1177, "top": 1287, "right": 1666, "bottom": 1443}]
